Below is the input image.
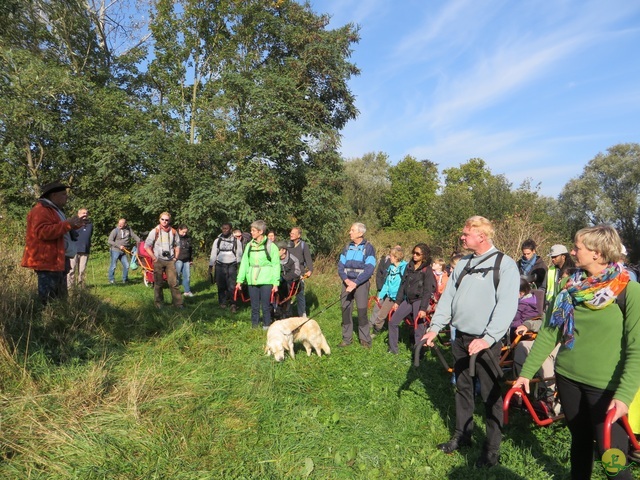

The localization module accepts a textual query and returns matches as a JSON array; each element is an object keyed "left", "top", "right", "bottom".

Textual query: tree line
[{"left": 1, "top": 0, "right": 638, "bottom": 260}]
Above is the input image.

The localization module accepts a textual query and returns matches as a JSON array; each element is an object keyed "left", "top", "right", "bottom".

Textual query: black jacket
[
  {"left": 396, "top": 260, "right": 436, "bottom": 311},
  {"left": 177, "top": 235, "right": 193, "bottom": 262}
]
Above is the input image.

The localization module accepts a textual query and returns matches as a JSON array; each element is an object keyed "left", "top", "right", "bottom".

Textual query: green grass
[{"left": 0, "top": 253, "right": 629, "bottom": 479}]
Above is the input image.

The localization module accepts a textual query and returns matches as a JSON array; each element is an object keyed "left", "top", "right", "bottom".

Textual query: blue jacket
[
  {"left": 75, "top": 222, "right": 93, "bottom": 254},
  {"left": 378, "top": 261, "right": 407, "bottom": 301},
  {"left": 338, "top": 240, "right": 376, "bottom": 286}
]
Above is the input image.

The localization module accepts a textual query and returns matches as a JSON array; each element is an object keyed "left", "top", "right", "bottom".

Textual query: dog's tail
[{"left": 321, "top": 335, "right": 331, "bottom": 356}]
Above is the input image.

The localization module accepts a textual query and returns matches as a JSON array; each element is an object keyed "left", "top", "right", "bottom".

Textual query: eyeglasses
[{"left": 160, "top": 218, "right": 170, "bottom": 222}]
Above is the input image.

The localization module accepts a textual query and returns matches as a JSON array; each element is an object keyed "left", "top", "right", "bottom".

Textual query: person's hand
[
  {"left": 120, "top": 245, "right": 125, "bottom": 251},
  {"left": 272, "top": 285, "right": 278, "bottom": 293},
  {"left": 421, "top": 330, "right": 438, "bottom": 347},
  {"left": 303, "top": 271, "right": 312, "bottom": 279},
  {"left": 68, "top": 216, "right": 84, "bottom": 229},
  {"left": 607, "top": 399, "right": 629, "bottom": 423},
  {"left": 515, "top": 325, "right": 528, "bottom": 336},
  {"left": 208, "top": 265, "right": 213, "bottom": 272},
  {"left": 235, "top": 283, "right": 241, "bottom": 290},
  {"left": 344, "top": 279, "right": 356, "bottom": 292},
  {"left": 391, "top": 303, "right": 399, "bottom": 312},
  {"left": 418, "top": 310, "right": 427, "bottom": 319},
  {"left": 512, "top": 376, "right": 531, "bottom": 395},
  {"left": 468, "top": 338, "right": 490, "bottom": 356}
]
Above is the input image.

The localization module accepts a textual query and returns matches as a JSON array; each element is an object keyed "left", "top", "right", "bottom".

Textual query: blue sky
[{"left": 307, "top": 0, "right": 640, "bottom": 197}]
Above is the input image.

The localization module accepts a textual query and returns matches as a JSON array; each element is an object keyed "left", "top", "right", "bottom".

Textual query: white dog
[
  {"left": 264, "top": 316, "right": 309, "bottom": 362},
  {"left": 293, "top": 319, "right": 331, "bottom": 357},
  {"left": 264, "top": 317, "right": 330, "bottom": 361}
]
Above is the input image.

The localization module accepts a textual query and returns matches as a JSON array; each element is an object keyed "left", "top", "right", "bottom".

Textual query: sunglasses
[
  {"left": 412, "top": 251, "right": 422, "bottom": 256},
  {"left": 160, "top": 218, "right": 170, "bottom": 222}
]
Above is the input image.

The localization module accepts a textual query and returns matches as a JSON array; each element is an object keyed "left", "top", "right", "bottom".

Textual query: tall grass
[{"left": 0, "top": 240, "right": 620, "bottom": 479}]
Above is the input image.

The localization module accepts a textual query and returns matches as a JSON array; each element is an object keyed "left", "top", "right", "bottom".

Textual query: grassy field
[{"left": 0, "top": 252, "right": 628, "bottom": 479}]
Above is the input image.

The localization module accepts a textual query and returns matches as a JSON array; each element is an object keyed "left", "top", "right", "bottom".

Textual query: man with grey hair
[
  {"left": 288, "top": 226, "right": 313, "bottom": 317},
  {"left": 337, "top": 222, "right": 376, "bottom": 348},
  {"left": 422, "top": 216, "right": 519, "bottom": 468}
]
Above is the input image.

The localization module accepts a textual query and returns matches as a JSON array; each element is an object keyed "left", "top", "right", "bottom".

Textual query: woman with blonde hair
[{"left": 514, "top": 225, "right": 640, "bottom": 479}]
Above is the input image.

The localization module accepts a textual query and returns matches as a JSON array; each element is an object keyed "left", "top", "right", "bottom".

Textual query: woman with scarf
[
  {"left": 514, "top": 225, "right": 640, "bottom": 479},
  {"left": 387, "top": 243, "right": 436, "bottom": 355},
  {"left": 517, "top": 239, "right": 548, "bottom": 289}
]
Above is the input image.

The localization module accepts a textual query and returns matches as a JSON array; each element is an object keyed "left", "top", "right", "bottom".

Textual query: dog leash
[{"left": 311, "top": 293, "right": 346, "bottom": 319}]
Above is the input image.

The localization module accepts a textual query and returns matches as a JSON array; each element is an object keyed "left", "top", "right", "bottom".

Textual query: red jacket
[{"left": 21, "top": 201, "right": 73, "bottom": 272}]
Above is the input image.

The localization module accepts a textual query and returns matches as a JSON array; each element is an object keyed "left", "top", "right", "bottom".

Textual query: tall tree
[
  {"left": 432, "top": 158, "right": 514, "bottom": 252},
  {"left": 384, "top": 156, "right": 438, "bottom": 231},
  {"left": 142, "top": 0, "right": 360, "bottom": 251},
  {"left": 342, "top": 152, "right": 390, "bottom": 226},
  {"left": 559, "top": 143, "right": 640, "bottom": 261}
]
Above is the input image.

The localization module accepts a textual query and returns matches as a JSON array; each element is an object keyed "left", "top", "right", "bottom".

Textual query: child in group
[
  {"left": 370, "top": 246, "right": 407, "bottom": 335},
  {"left": 275, "top": 241, "right": 301, "bottom": 319},
  {"left": 510, "top": 277, "right": 541, "bottom": 339},
  {"left": 432, "top": 257, "right": 449, "bottom": 299}
]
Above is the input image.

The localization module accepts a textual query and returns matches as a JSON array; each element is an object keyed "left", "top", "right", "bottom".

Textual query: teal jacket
[{"left": 237, "top": 238, "right": 280, "bottom": 286}]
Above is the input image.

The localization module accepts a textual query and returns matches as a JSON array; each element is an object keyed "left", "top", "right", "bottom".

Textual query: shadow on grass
[{"left": 397, "top": 345, "right": 569, "bottom": 479}]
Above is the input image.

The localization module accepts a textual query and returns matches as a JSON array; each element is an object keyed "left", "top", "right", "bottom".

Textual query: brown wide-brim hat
[{"left": 40, "top": 180, "right": 69, "bottom": 198}]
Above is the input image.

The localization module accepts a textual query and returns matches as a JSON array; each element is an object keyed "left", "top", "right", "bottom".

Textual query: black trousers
[
  {"left": 215, "top": 262, "right": 238, "bottom": 306},
  {"left": 556, "top": 373, "right": 633, "bottom": 480},
  {"left": 452, "top": 332, "right": 504, "bottom": 451}
]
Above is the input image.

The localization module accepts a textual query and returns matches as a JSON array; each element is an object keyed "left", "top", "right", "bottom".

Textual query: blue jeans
[
  {"left": 248, "top": 285, "right": 273, "bottom": 327},
  {"left": 295, "top": 279, "right": 307, "bottom": 316},
  {"left": 109, "top": 250, "right": 130, "bottom": 282},
  {"left": 175, "top": 260, "right": 191, "bottom": 293}
]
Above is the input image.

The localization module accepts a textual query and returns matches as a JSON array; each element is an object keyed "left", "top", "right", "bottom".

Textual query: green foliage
[
  {"left": 342, "top": 152, "right": 391, "bottom": 227},
  {"left": 385, "top": 156, "right": 438, "bottom": 231},
  {"left": 559, "top": 143, "right": 640, "bottom": 261}
]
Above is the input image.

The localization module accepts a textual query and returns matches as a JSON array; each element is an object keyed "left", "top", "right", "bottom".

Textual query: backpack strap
[
  {"left": 454, "top": 251, "right": 504, "bottom": 290},
  {"left": 615, "top": 286, "right": 627, "bottom": 317},
  {"left": 247, "top": 239, "right": 272, "bottom": 262}
]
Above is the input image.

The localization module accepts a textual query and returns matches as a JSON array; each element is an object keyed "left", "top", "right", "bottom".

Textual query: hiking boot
[
  {"left": 220, "top": 303, "right": 227, "bottom": 309},
  {"left": 230, "top": 305, "right": 237, "bottom": 313},
  {"left": 437, "top": 436, "right": 472, "bottom": 454},
  {"left": 360, "top": 341, "right": 371, "bottom": 349},
  {"left": 476, "top": 448, "right": 500, "bottom": 468},
  {"left": 337, "top": 341, "right": 351, "bottom": 348}
]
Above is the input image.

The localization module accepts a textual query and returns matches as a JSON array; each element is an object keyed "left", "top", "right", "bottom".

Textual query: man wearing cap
[
  {"left": 21, "top": 181, "right": 85, "bottom": 304},
  {"left": 544, "top": 244, "right": 575, "bottom": 307}
]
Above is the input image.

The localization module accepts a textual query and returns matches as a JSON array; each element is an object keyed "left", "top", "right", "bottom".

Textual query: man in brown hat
[{"left": 21, "top": 181, "right": 85, "bottom": 304}]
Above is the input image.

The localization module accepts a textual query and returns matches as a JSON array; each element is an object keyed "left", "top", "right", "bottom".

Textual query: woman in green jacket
[
  {"left": 514, "top": 225, "right": 640, "bottom": 479},
  {"left": 236, "top": 220, "right": 280, "bottom": 329}
]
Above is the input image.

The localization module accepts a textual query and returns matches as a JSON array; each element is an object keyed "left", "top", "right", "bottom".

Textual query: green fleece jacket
[
  {"left": 521, "top": 279, "right": 640, "bottom": 406},
  {"left": 236, "top": 238, "right": 280, "bottom": 286}
]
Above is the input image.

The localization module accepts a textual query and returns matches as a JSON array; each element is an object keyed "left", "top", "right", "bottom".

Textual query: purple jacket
[{"left": 510, "top": 294, "right": 540, "bottom": 330}]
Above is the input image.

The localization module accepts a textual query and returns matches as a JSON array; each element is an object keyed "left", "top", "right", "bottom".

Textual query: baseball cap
[{"left": 549, "top": 244, "right": 568, "bottom": 257}]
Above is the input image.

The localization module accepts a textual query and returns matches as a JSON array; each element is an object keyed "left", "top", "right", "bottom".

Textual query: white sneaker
[{"left": 183, "top": 291, "right": 194, "bottom": 297}]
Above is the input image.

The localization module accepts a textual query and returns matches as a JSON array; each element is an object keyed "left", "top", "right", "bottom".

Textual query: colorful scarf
[{"left": 549, "top": 263, "right": 629, "bottom": 349}]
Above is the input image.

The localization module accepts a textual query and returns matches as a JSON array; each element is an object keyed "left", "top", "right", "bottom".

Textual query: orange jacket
[{"left": 21, "top": 201, "right": 73, "bottom": 272}]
